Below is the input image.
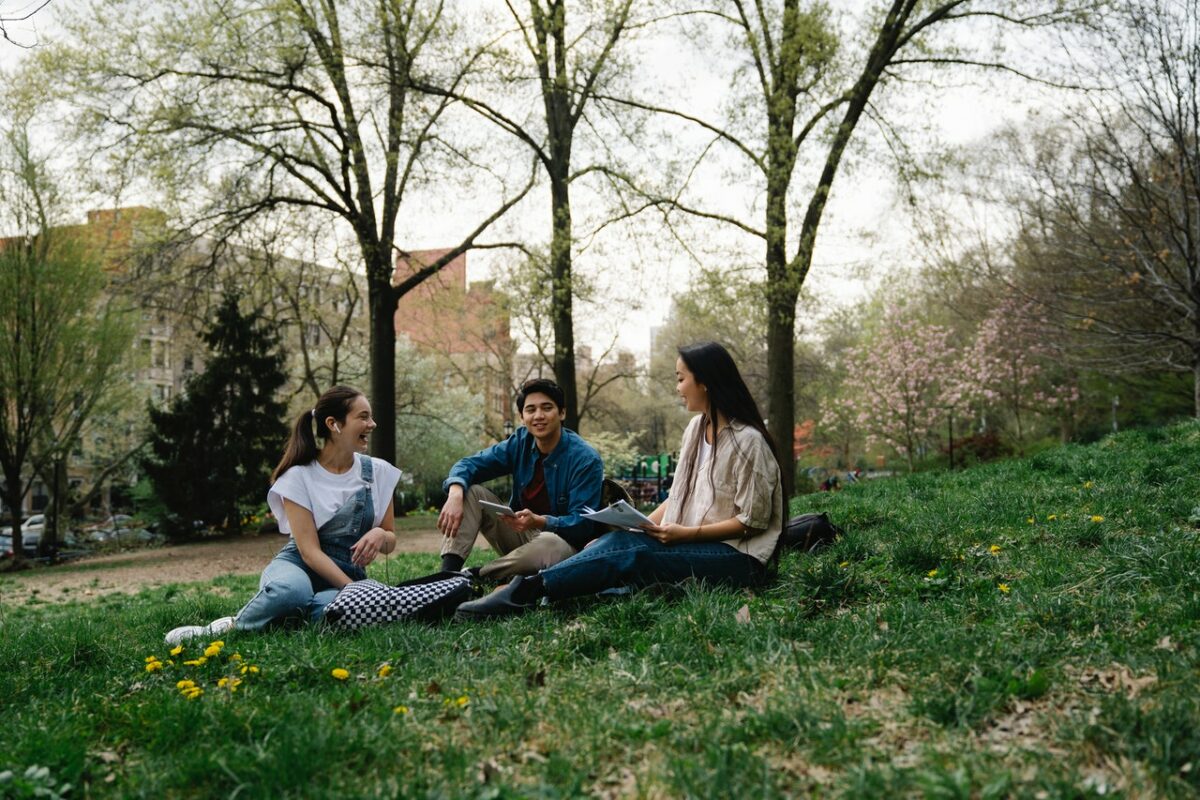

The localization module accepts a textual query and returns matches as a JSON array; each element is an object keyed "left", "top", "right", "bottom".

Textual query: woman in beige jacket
[{"left": 456, "top": 341, "right": 783, "bottom": 619}]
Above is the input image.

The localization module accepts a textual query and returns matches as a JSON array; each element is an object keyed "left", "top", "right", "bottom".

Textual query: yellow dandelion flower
[
  {"left": 169, "top": 645, "right": 184, "bottom": 656},
  {"left": 240, "top": 665, "right": 248, "bottom": 675},
  {"left": 377, "top": 664, "right": 393, "bottom": 678},
  {"left": 229, "top": 678, "right": 242, "bottom": 690},
  {"left": 228, "top": 653, "right": 243, "bottom": 662},
  {"left": 1091, "top": 515, "right": 1105, "bottom": 523},
  {"left": 218, "top": 677, "right": 229, "bottom": 688},
  {"left": 455, "top": 695, "right": 469, "bottom": 707},
  {"left": 204, "top": 645, "right": 221, "bottom": 658},
  {"left": 176, "top": 680, "right": 195, "bottom": 690},
  {"left": 209, "top": 641, "right": 225, "bottom": 649},
  {"left": 331, "top": 668, "right": 350, "bottom": 681},
  {"left": 838, "top": 561, "right": 849, "bottom": 568},
  {"left": 926, "top": 569, "right": 939, "bottom": 578},
  {"left": 184, "top": 688, "right": 204, "bottom": 700},
  {"left": 1083, "top": 481, "right": 1093, "bottom": 489},
  {"left": 145, "top": 661, "right": 163, "bottom": 673},
  {"left": 998, "top": 583, "right": 1011, "bottom": 594},
  {"left": 144, "top": 655, "right": 159, "bottom": 663},
  {"left": 394, "top": 705, "right": 410, "bottom": 715},
  {"left": 248, "top": 665, "right": 260, "bottom": 674},
  {"left": 1026, "top": 516, "right": 1035, "bottom": 524},
  {"left": 989, "top": 544, "right": 1002, "bottom": 555},
  {"left": 1047, "top": 514, "right": 1057, "bottom": 521}
]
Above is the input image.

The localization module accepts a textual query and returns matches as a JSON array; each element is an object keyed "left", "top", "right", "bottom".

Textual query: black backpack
[{"left": 779, "top": 512, "right": 844, "bottom": 553}]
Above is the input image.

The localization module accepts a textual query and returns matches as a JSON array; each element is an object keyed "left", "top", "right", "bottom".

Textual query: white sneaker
[
  {"left": 164, "top": 616, "right": 237, "bottom": 646},
  {"left": 164, "top": 625, "right": 205, "bottom": 646},
  {"left": 206, "top": 616, "right": 236, "bottom": 636}
]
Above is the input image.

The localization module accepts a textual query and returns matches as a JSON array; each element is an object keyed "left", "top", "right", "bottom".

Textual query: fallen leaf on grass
[
  {"left": 91, "top": 750, "right": 121, "bottom": 765},
  {"left": 1156, "top": 635, "right": 1175, "bottom": 651},
  {"left": 519, "top": 750, "right": 547, "bottom": 765},
  {"left": 735, "top": 604, "right": 751, "bottom": 625},
  {"left": 424, "top": 680, "right": 441, "bottom": 695},
  {"left": 1073, "top": 663, "right": 1157, "bottom": 697}
]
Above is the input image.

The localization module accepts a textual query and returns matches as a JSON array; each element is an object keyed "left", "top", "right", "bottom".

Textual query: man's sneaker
[{"left": 164, "top": 615, "right": 237, "bottom": 646}]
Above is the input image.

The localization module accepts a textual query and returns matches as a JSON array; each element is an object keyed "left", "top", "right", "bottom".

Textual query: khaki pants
[{"left": 440, "top": 485, "right": 577, "bottom": 580}]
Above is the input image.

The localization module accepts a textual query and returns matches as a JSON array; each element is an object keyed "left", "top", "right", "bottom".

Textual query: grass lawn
[{"left": 2, "top": 422, "right": 1199, "bottom": 798}]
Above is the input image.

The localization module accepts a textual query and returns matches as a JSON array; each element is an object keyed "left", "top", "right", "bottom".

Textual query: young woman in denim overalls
[{"left": 165, "top": 386, "right": 400, "bottom": 644}]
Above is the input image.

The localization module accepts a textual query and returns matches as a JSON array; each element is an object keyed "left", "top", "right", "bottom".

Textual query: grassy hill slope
[{"left": 2, "top": 422, "right": 1199, "bottom": 798}]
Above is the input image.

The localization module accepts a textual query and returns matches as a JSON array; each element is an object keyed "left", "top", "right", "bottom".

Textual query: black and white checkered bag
[{"left": 324, "top": 571, "right": 472, "bottom": 630}]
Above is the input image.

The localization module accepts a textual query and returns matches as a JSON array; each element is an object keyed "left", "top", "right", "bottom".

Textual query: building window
[
  {"left": 152, "top": 341, "right": 169, "bottom": 369},
  {"left": 182, "top": 354, "right": 194, "bottom": 375}
]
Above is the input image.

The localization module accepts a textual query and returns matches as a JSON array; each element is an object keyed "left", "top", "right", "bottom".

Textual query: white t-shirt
[{"left": 268, "top": 454, "right": 402, "bottom": 535}]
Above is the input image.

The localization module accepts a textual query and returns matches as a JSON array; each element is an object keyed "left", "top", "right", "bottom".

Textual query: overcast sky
[{"left": 0, "top": 0, "right": 1052, "bottom": 360}]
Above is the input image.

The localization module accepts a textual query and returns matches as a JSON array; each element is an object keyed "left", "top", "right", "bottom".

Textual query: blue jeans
[
  {"left": 540, "top": 531, "right": 765, "bottom": 600},
  {"left": 234, "top": 554, "right": 341, "bottom": 631}
]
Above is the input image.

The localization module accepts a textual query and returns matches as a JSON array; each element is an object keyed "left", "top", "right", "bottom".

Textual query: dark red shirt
[{"left": 521, "top": 452, "right": 551, "bottom": 515}]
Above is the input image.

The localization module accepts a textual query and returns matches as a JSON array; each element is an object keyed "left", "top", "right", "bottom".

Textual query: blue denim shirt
[{"left": 443, "top": 428, "right": 604, "bottom": 550}]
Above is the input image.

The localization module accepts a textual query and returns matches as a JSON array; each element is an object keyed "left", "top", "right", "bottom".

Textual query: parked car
[
  {"left": 83, "top": 514, "right": 162, "bottom": 546},
  {"left": 0, "top": 530, "right": 34, "bottom": 556},
  {"left": 19, "top": 514, "right": 43, "bottom": 552}
]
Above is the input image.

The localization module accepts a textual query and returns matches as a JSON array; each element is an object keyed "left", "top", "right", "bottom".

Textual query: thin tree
[
  {"left": 607, "top": 0, "right": 1089, "bottom": 498},
  {"left": 0, "top": 110, "right": 136, "bottom": 563},
  {"left": 416, "top": 0, "right": 644, "bottom": 432},
  {"left": 1000, "top": 0, "right": 1200, "bottom": 416},
  {"left": 53, "top": 0, "right": 534, "bottom": 463}
]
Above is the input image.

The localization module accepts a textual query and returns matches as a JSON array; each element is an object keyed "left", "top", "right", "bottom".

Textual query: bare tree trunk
[
  {"left": 766, "top": 292, "right": 796, "bottom": 492},
  {"left": 368, "top": 274, "right": 397, "bottom": 466},
  {"left": 1194, "top": 351, "right": 1199, "bottom": 418},
  {"left": 3, "top": 468, "right": 24, "bottom": 564},
  {"left": 550, "top": 173, "right": 580, "bottom": 432},
  {"left": 40, "top": 456, "right": 66, "bottom": 560}
]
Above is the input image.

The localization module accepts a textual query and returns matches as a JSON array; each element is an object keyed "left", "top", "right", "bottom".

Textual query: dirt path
[{"left": 0, "top": 527, "right": 446, "bottom": 606}]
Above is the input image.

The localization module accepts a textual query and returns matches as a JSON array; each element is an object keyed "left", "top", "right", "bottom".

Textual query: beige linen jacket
[{"left": 662, "top": 415, "right": 783, "bottom": 564}]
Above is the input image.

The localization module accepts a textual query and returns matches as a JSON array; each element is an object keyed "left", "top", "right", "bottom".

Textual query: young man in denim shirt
[{"left": 437, "top": 378, "right": 604, "bottom": 579}]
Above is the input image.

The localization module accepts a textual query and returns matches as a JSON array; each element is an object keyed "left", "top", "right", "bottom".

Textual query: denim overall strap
[
  {"left": 316, "top": 455, "right": 374, "bottom": 581},
  {"left": 276, "top": 455, "right": 374, "bottom": 582}
]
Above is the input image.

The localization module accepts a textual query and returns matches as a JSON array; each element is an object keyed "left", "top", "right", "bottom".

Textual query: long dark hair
[
  {"left": 674, "top": 342, "right": 779, "bottom": 513},
  {"left": 272, "top": 385, "right": 363, "bottom": 482}
]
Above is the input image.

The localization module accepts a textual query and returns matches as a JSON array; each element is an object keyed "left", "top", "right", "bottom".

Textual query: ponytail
[{"left": 272, "top": 385, "right": 363, "bottom": 482}]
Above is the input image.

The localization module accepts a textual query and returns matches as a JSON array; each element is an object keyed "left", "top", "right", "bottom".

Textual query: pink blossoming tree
[
  {"left": 963, "top": 299, "right": 1078, "bottom": 453},
  {"left": 827, "top": 305, "right": 968, "bottom": 472}
]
